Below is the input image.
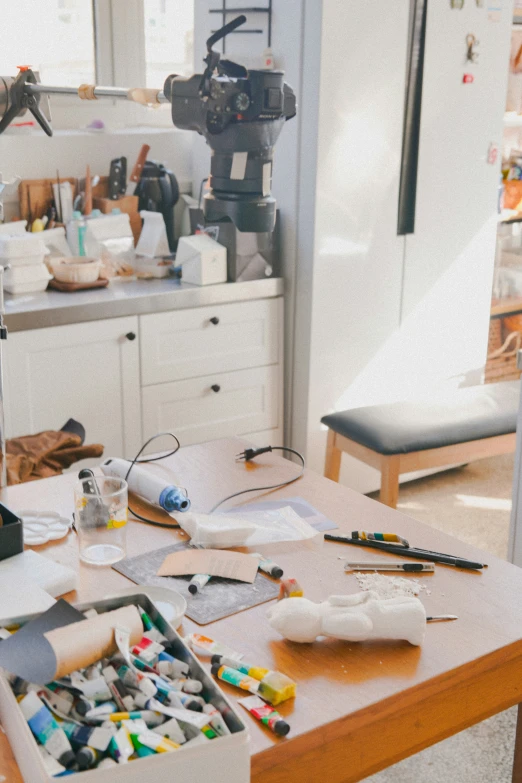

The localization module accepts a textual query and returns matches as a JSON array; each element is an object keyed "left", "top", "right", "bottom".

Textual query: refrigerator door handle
[{"left": 397, "top": 0, "right": 428, "bottom": 236}]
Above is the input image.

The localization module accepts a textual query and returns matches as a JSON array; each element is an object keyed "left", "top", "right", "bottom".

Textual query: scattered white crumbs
[{"left": 353, "top": 572, "right": 430, "bottom": 598}]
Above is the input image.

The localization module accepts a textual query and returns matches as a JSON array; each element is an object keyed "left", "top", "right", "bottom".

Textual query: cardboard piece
[
  {"left": 45, "top": 605, "right": 143, "bottom": 679},
  {"left": 113, "top": 542, "right": 280, "bottom": 624},
  {"left": 157, "top": 549, "right": 258, "bottom": 584},
  {"left": 0, "top": 601, "right": 142, "bottom": 684}
]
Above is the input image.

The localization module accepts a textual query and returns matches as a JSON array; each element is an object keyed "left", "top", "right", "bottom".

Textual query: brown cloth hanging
[{"left": 6, "top": 419, "right": 104, "bottom": 485}]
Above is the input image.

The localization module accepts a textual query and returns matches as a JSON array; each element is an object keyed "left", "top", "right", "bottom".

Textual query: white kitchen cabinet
[
  {"left": 4, "top": 316, "right": 142, "bottom": 460},
  {"left": 140, "top": 299, "right": 281, "bottom": 385},
  {"left": 142, "top": 365, "right": 281, "bottom": 447}
]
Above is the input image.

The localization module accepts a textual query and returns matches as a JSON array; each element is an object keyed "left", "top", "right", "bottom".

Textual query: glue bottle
[{"left": 100, "top": 457, "right": 190, "bottom": 512}]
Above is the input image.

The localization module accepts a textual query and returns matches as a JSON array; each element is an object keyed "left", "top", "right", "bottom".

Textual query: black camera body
[{"left": 163, "top": 16, "right": 296, "bottom": 233}]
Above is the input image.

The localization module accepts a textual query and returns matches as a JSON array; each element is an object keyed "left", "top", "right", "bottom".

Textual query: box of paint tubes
[{"left": 0, "top": 593, "right": 250, "bottom": 782}]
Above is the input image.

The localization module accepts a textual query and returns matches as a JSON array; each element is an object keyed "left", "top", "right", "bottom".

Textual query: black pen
[{"left": 324, "top": 534, "right": 486, "bottom": 570}]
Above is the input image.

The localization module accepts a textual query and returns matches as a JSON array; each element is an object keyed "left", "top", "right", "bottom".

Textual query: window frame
[{"left": 48, "top": 0, "right": 190, "bottom": 129}]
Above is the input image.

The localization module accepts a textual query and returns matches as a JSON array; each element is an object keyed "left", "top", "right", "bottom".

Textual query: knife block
[{"left": 93, "top": 195, "right": 142, "bottom": 245}]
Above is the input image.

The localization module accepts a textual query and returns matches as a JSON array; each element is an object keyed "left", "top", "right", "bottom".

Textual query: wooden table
[{"left": 2, "top": 437, "right": 522, "bottom": 783}]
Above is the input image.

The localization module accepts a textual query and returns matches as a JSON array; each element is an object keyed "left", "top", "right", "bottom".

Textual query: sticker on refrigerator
[
  {"left": 487, "top": 143, "right": 499, "bottom": 165},
  {"left": 450, "top": 0, "right": 464, "bottom": 7},
  {"left": 487, "top": 1, "right": 502, "bottom": 21}
]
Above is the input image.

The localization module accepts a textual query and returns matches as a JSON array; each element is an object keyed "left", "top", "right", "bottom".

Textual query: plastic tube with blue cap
[{"left": 100, "top": 457, "right": 190, "bottom": 513}]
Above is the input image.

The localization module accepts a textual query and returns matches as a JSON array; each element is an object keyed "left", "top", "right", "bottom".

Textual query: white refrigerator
[{"left": 290, "top": 0, "right": 514, "bottom": 491}]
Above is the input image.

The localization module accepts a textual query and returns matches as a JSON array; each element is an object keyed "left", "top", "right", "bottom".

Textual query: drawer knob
[
  {"left": 209, "top": 316, "right": 220, "bottom": 325},
  {"left": 211, "top": 384, "right": 221, "bottom": 393},
  {"left": 125, "top": 332, "right": 137, "bottom": 341}
]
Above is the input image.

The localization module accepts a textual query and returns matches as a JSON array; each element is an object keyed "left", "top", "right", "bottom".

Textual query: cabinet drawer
[
  {"left": 140, "top": 298, "right": 281, "bottom": 385},
  {"left": 142, "top": 366, "right": 280, "bottom": 446}
]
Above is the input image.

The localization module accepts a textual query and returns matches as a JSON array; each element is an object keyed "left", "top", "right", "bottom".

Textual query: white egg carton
[
  {"left": 4, "top": 264, "right": 52, "bottom": 294},
  {"left": 0, "top": 234, "right": 47, "bottom": 263}
]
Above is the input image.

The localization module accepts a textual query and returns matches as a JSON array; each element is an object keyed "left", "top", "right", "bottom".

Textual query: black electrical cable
[
  {"left": 115, "top": 436, "right": 304, "bottom": 526},
  {"left": 209, "top": 445, "right": 305, "bottom": 513},
  {"left": 124, "top": 432, "right": 182, "bottom": 528}
]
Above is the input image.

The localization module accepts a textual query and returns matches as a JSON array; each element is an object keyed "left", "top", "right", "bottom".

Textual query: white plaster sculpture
[{"left": 267, "top": 592, "right": 426, "bottom": 646}]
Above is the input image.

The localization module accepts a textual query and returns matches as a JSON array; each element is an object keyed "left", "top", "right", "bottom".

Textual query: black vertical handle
[{"left": 397, "top": 0, "right": 428, "bottom": 236}]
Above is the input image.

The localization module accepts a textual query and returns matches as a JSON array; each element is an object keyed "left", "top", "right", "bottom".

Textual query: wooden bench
[{"left": 321, "top": 381, "right": 519, "bottom": 508}]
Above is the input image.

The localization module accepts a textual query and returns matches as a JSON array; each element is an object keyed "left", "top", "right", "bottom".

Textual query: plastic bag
[{"left": 178, "top": 507, "right": 319, "bottom": 549}]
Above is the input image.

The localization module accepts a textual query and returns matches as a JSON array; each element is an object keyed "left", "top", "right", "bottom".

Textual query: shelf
[{"left": 491, "top": 296, "right": 522, "bottom": 316}]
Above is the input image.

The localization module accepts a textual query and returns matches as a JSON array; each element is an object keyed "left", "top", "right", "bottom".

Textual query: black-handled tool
[
  {"left": 325, "top": 534, "right": 486, "bottom": 570},
  {"left": 109, "top": 157, "right": 127, "bottom": 199}
]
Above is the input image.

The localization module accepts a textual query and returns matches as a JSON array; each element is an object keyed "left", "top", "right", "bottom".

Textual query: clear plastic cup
[{"left": 74, "top": 476, "right": 128, "bottom": 566}]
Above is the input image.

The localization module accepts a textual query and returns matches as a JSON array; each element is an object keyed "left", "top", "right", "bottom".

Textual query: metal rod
[
  {"left": 24, "top": 83, "right": 168, "bottom": 103},
  {"left": 209, "top": 7, "right": 270, "bottom": 11}
]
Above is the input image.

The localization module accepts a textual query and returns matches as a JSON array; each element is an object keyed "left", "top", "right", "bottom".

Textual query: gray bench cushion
[{"left": 321, "top": 381, "right": 520, "bottom": 455}]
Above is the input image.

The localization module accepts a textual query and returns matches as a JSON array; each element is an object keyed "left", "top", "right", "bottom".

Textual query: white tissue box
[
  {"left": 177, "top": 235, "right": 227, "bottom": 286},
  {"left": 0, "top": 593, "right": 250, "bottom": 783}
]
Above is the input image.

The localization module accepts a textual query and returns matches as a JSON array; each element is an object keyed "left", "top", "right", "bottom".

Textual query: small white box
[
  {"left": 177, "top": 235, "right": 227, "bottom": 286},
  {"left": 3, "top": 264, "right": 52, "bottom": 294},
  {"left": 0, "top": 234, "right": 47, "bottom": 263},
  {"left": 0, "top": 593, "right": 250, "bottom": 783}
]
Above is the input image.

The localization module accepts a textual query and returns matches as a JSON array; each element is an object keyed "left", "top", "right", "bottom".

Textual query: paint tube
[
  {"left": 210, "top": 664, "right": 260, "bottom": 696},
  {"left": 172, "top": 677, "right": 203, "bottom": 694},
  {"left": 61, "top": 721, "right": 114, "bottom": 752},
  {"left": 38, "top": 685, "right": 75, "bottom": 715},
  {"left": 132, "top": 636, "right": 164, "bottom": 664},
  {"left": 83, "top": 702, "right": 117, "bottom": 720},
  {"left": 147, "top": 698, "right": 211, "bottom": 729},
  {"left": 124, "top": 719, "right": 157, "bottom": 757},
  {"left": 156, "top": 650, "right": 190, "bottom": 678},
  {"left": 19, "top": 692, "right": 76, "bottom": 769},
  {"left": 153, "top": 717, "right": 187, "bottom": 744},
  {"left": 185, "top": 633, "right": 243, "bottom": 661},
  {"left": 76, "top": 745, "right": 103, "bottom": 769},
  {"left": 109, "top": 726, "right": 134, "bottom": 764},
  {"left": 211, "top": 655, "right": 269, "bottom": 681},
  {"left": 250, "top": 553, "right": 284, "bottom": 579},
  {"left": 117, "top": 664, "right": 157, "bottom": 698},
  {"left": 278, "top": 577, "right": 304, "bottom": 599},
  {"left": 109, "top": 710, "right": 165, "bottom": 728},
  {"left": 73, "top": 696, "right": 96, "bottom": 716},
  {"left": 75, "top": 676, "right": 112, "bottom": 703},
  {"left": 102, "top": 665, "right": 135, "bottom": 711},
  {"left": 203, "top": 703, "right": 230, "bottom": 736},
  {"left": 238, "top": 694, "right": 290, "bottom": 736},
  {"left": 136, "top": 731, "right": 180, "bottom": 753}
]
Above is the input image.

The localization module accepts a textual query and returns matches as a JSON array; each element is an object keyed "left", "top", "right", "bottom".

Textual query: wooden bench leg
[
  {"left": 324, "top": 429, "right": 342, "bottom": 482},
  {"left": 513, "top": 703, "right": 522, "bottom": 782},
  {"left": 380, "top": 455, "right": 400, "bottom": 508}
]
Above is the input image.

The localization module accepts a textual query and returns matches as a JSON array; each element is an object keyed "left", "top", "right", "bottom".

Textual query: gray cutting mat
[{"left": 113, "top": 542, "right": 280, "bottom": 625}]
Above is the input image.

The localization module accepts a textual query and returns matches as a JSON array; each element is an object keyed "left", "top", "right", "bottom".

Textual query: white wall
[{"left": 1, "top": 126, "right": 193, "bottom": 221}]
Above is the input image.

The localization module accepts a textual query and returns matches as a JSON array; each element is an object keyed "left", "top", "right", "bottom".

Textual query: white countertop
[{"left": 3, "top": 277, "right": 284, "bottom": 331}]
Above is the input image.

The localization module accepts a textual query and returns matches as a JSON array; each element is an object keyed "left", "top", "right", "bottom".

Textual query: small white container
[
  {"left": 51, "top": 257, "right": 101, "bottom": 283},
  {"left": 177, "top": 235, "right": 227, "bottom": 286},
  {"left": 0, "top": 234, "right": 47, "bottom": 263},
  {"left": 0, "top": 593, "right": 250, "bottom": 783},
  {"left": 0, "top": 220, "right": 28, "bottom": 236},
  {"left": 4, "top": 264, "right": 52, "bottom": 294}
]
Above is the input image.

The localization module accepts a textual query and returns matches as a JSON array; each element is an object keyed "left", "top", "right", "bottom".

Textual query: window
[
  {"left": 144, "top": 0, "right": 194, "bottom": 87},
  {"left": 1, "top": 1, "right": 96, "bottom": 86},
  {"left": 1, "top": 0, "right": 194, "bottom": 127}
]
